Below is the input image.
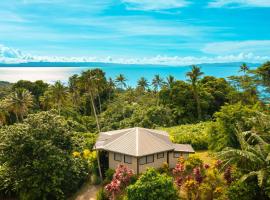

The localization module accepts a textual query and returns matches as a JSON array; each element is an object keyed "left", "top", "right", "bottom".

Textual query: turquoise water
[{"left": 0, "top": 64, "right": 258, "bottom": 86}]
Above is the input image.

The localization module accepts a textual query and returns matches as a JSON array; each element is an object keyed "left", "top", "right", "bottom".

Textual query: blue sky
[{"left": 0, "top": 0, "right": 270, "bottom": 65}]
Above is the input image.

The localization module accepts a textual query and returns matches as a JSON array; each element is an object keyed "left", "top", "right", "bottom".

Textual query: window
[
  {"left": 174, "top": 152, "right": 181, "bottom": 158},
  {"left": 139, "top": 156, "right": 146, "bottom": 165},
  {"left": 147, "top": 155, "right": 154, "bottom": 163},
  {"left": 157, "top": 152, "right": 164, "bottom": 159},
  {"left": 114, "top": 153, "right": 122, "bottom": 161},
  {"left": 124, "top": 155, "right": 132, "bottom": 164},
  {"left": 139, "top": 155, "right": 154, "bottom": 165}
]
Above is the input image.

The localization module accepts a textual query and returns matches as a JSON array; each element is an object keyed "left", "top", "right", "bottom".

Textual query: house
[{"left": 94, "top": 127, "right": 195, "bottom": 174}]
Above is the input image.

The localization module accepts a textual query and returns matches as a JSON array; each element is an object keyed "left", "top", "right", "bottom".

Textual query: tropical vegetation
[{"left": 0, "top": 61, "right": 269, "bottom": 199}]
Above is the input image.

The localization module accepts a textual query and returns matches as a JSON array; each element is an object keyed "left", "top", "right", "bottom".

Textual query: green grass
[{"left": 191, "top": 150, "right": 216, "bottom": 165}]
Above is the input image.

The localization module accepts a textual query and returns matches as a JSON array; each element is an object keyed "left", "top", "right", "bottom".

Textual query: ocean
[{"left": 0, "top": 62, "right": 259, "bottom": 86}]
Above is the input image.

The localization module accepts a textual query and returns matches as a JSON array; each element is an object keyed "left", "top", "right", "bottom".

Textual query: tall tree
[
  {"left": 152, "top": 75, "right": 164, "bottom": 92},
  {"left": 3, "top": 88, "right": 33, "bottom": 122},
  {"left": 49, "top": 81, "right": 69, "bottom": 114},
  {"left": 107, "top": 78, "right": 115, "bottom": 101},
  {"left": 80, "top": 70, "right": 100, "bottom": 132},
  {"left": 239, "top": 63, "right": 249, "bottom": 75},
  {"left": 115, "top": 74, "right": 127, "bottom": 90},
  {"left": 186, "top": 65, "right": 204, "bottom": 120},
  {"left": 137, "top": 77, "right": 149, "bottom": 92},
  {"left": 252, "top": 61, "right": 270, "bottom": 98},
  {"left": 68, "top": 74, "right": 81, "bottom": 110},
  {"left": 166, "top": 75, "right": 175, "bottom": 89}
]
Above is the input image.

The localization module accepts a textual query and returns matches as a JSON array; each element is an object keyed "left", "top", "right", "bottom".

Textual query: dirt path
[{"left": 71, "top": 182, "right": 101, "bottom": 200}]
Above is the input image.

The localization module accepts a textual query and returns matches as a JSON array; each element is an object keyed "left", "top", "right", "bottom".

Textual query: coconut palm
[
  {"left": 239, "top": 63, "right": 249, "bottom": 74},
  {"left": 80, "top": 70, "right": 100, "bottom": 132},
  {"left": 137, "top": 77, "right": 149, "bottom": 91},
  {"left": 49, "top": 81, "right": 69, "bottom": 114},
  {"left": 186, "top": 65, "right": 204, "bottom": 120},
  {"left": 166, "top": 75, "right": 175, "bottom": 89},
  {"left": 3, "top": 88, "right": 33, "bottom": 122},
  {"left": 107, "top": 77, "right": 116, "bottom": 101},
  {"left": 68, "top": 74, "right": 81, "bottom": 110},
  {"left": 218, "top": 130, "right": 270, "bottom": 198},
  {"left": 152, "top": 75, "right": 164, "bottom": 92},
  {"left": 115, "top": 74, "right": 127, "bottom": 89}
]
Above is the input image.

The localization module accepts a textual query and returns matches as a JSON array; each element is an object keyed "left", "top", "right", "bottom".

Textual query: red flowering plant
[{"left": 105, "top": 164, "right": 134, "bottom": 200}]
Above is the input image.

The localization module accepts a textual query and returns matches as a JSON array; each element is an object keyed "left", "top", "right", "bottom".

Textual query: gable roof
[{"left": 94, "top": 127, "right": 194, "bottom": 157}]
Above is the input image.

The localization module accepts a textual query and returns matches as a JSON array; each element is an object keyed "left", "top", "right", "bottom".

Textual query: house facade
[{"left": 94, "top": 127, "right": 195, "bottom": 174}]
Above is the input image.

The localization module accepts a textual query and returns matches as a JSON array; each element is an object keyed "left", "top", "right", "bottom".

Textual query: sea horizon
[{"left": 0, "top": 62, "right": 259, "bottom": 87}]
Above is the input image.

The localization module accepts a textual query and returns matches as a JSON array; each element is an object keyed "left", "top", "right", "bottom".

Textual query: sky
[{"left": 0, "top": 0, "right": 270, "bottom": 65}]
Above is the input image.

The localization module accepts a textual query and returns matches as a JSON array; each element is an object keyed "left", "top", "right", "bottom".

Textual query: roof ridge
[{"left": 103, "top": 128, "right": 135, "bottom": 148}]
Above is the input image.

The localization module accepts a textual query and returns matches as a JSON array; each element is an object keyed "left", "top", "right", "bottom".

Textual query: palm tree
[
  {"left": 69, "top": 74, "right": 81, "bottom": 110},
  {"left": 186, "top": 65, "right": 204, "bottom": 120},
  {"left": 152, "top": 75, "right": 164, "bottom": 92},
  {"left": 3, "top": 88, "right": 33, "bottom": 122},
  {"left": 218, "top": 130, "right": 270, "bottom": 198},
  {"left": 107, "top": 78, "right": 115, "bottom": 101},
  {"left": 137, "top": 77, "right": 149, "bottom": 91},
  {"left": 115, "top": 74, "right": 127, "bottom": 89},
  {"left": 166, "top": 75, "right": 175, "bottom": 89},
  {"left": 50, "top": 81, "right": 69, "bottom": 114},
  {"left": 80, "top": 70, "right": 100, "bottom": 132},
  {"left": 239, "top": 63, "right": 249, "bottom": 75}
]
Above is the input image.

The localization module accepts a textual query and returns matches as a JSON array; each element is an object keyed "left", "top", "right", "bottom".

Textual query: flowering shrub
[
  {"left": 105, "top": 164, "right": 134, "bottom": 200},
  {"left": 173, "top": 156, "right": 227, "bottom": 200}
]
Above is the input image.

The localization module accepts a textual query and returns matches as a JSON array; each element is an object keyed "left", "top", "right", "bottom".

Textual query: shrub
[
  {"left": 91, "top": 174, "right": 101, "bottom": 185},
  {"left": 163, "top": 122, "right": 211, "bottom": 150},
  {"left": 227, "top": 179, "right": 260, "bottom": 200},
  {"left": 126, "top": 168, "right": 179, "bottom": 200},
  {"left": 0, "top": 110, "right": 89, "bottom": 199},
  {"left": 96, "top": 188, "right": 108, "bottom": 200},
  {"left": 105, "top": 169, "right": 115, "bottom": 182}
]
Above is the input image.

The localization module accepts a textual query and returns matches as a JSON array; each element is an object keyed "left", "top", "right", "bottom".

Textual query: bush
[
  {"left": 91, "top": 174, "right": 101, "bottom": 185},
  {"left": 208, "top": 103, "right": 258, "bottom": 151},
  {"left": 227, "top": 179, "right": 260, "bottom": 200},
  {"left": 96, "top": 188, "right": 108, "bottom": 200},
  {"left": 126, "top": 168, "right": 179, "bottom": 200},
  {"left": 185, "top": 156, "right": 203, "bottom": 173},
  {"left": 163, "top": 122, "right": 211, "bottom": 150},
  {"left": 0, "top": 110, "right": 89, "bottom": 199},
  {"left": 105, "top": 168, "right": 115, "bottom": 183}
]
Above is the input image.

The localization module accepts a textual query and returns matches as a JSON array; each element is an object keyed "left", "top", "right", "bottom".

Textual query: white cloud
[
  {"left": 208, "top": 0, "right": 270, "bottom": 8},
  {"left": 0, "top": 44, "right": 269, "bottom": 66},
  {"left": 122, "top": 0, "right": 190, "bottom": 11},
  {"left": 202, "top": 40, "right": 270, "bottom": 55}
]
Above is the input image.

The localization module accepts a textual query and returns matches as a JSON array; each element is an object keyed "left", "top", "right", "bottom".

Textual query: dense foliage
[
  {"left": 0, "top": 111, "right": 89, "bottom": 199},
  {"left": 163, "top": 122, "right": 211, "bottom": 150},
  {"left": 126, "top": 168, "right": 179, "bottom": 200},
  {"left": 0, "top": 61, "right": 270, "bottom": 199}
]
